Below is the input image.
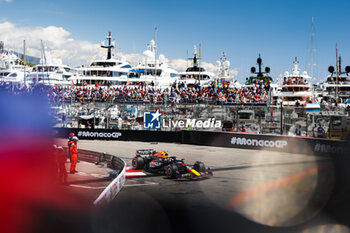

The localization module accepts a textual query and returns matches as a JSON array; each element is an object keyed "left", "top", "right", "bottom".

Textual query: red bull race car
[{"left": 131, "top": 149, "right": 213, "bottom": 179}]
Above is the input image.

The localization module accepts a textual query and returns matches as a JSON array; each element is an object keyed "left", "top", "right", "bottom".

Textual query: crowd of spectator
[
  {"left": 283, "top": 77, "right": 308, "bottom": 85},
  {"left": 48, "top": 81, "right": 268, "bottom": 105},
  {"left": 1, "top": 81, "right": 269, "bottom": 105}
]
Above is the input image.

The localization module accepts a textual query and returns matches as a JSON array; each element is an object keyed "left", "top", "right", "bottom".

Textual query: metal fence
[{"left": 50, "top": 100, "right": 349, "bottom": 137}]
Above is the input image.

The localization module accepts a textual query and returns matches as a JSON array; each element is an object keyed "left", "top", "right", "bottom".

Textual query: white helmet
[{"left": 72, "top": 136, "right": 79, "bottom": 141}]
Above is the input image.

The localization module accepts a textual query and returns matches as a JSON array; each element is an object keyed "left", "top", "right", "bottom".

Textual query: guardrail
[
  {"left": 57, "top": 128, "right": 347, "bottom": 156},
  {"left": 57, "top": 97, "right": 268, "bottom": 106},
  {"left": 93, "top": 160, "right": 126, "bottom": 206},
  {"left": 69, "top": 148, "right": 126, "bottom": 206}
]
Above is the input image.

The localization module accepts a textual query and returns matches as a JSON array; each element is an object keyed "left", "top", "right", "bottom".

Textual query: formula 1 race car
[{"left": 131, "top": 149, "right": 213, "bottom": 179}]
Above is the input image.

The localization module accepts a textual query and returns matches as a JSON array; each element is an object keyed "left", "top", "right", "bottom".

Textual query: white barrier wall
[{"left": 93, "top": 160, "right": 126, "bottom": 206}]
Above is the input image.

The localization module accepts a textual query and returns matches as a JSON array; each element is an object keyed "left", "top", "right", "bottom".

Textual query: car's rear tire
[
  {"left": 166, "top": 164, "right": 179, "bottom": 179},
  {"left": 193, "top": 161, "right": 206, "bottom": 173},
  {"left": 132, "top": 157, "right": 145, "bottom": 169},
  {"left": 143, "top": 160, "right": 150, "bottom": 172}
]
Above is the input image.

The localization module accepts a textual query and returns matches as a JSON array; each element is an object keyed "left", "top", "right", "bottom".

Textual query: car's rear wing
[{"left": 136, "top": 149, "right": 156, "bottom": 156}]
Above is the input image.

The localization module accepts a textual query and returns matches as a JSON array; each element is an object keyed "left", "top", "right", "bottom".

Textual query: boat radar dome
[
  {"left": 143, "top": 50, "right": 154, "bottom": 58},
  {"left": 328, "top": 66, "right": 335, "bottom": 73},
  {"left": 346, "top": 66, "right": 350, "bottom": 74},
  {"left": 159, "top": 54, "right": 165, "bottom": 62},
  {"left": 257, "top": 57, "right": 262, "bottom": 65}
]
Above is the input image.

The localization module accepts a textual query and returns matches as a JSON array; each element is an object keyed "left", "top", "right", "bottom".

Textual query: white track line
[
  {"left": 75, "top": 171, "right": 109, "bottom": 178},
  {"left": 124, "top": 181, "right": 158, "bottom": 187},
  {"left": 126, "top": 172, "right": 147, "bottom": 177},
  {"left": 69, "top": 184, "right": 107, "bottom": 189}
]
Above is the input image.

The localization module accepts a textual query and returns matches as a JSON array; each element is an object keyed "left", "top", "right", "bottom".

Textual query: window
[
  {"left": 332, "top": 118, "right": 342, "bottom": 127},
  {"left": 91, "top": 62, "right": 116, "bottom": 67},
  {"left": 129, "top": 72, "right": 140, "bottom": 78},
  {"left": 0, "top": 72, "right": 10, "bottom": 77},
  {"left": 121, "top": 65, "right": 132, "bottom": 69},
  {"left": 239, "top": 113, "right": 253, "bottom": 120}
]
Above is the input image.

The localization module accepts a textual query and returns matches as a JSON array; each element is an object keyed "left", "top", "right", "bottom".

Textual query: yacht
[
  {"left": 244, "top": 55, "right": 278, "bottom": 105},
  {"left": 0, "top": 51, "right": 31, "bottom": 86},
  {"left": 245, "top": 55, "right": 272, "bottom": 89},
  {"left": 24, "top": 51, "right": 76, "bottom": 87},
  {"left": 322, "top": 56, "right": 350, "bottom": 105},
  {"left": 312, "top": 82, "right": 325, "bottom": 103},
  {"left": 216, "top": 52, "right": 241, "bottom": 88},
  {"left": 69, "top": 32, "right": 132, "bottom": 88},
  {"left": 278, "top": 58, "right": 314, "bottom": 107},
  {"left": 179, "top": 46, "right": 215, "bottom": 87},
  {"left": 128, "top": 39, "right": 179, "bottom": 88}
]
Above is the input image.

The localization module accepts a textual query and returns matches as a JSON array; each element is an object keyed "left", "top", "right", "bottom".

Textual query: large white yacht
[
  {"left": 69, "top": 32, "right": 132, "bottom": 88},
  {"left": 216, "top": 52, "right": 241, "bottom": 88},
  {"left": 128, "top": 39, "right": 179, "bottom": 88},
  {"left": 0, "top": 51, "right": 31, "bottom": 86},
  {"left": 278, "top": 58, "right": 313, "bottom": 106},
  {"left": 27, "top": 53, "right": 76, "bottom": 86},
  {"left": 322, "top": 56, "right": 350, "bottom": 104},
  {"left": 179, "top": 46, "right": 215, "bottom": 87}
]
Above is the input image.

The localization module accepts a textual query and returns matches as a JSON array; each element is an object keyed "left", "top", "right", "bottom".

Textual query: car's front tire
[
  {"left": 193, "top": 161, "right": 206, "bottom": 173},
  {"left": 165, "top": 164, "right": 179, "bottom": 179}
]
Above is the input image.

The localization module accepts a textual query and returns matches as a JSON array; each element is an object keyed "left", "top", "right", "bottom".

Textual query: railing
[
  {"left": 52, "top": 95, "right": 268, "bottom": 106},
  {"left": 68, "top": 148, "right": 126, "bottom": 206}
]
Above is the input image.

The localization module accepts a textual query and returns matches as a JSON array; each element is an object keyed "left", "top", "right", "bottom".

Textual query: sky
[{"left": 0, "top": 0, "right": 349, "bottom": 83}]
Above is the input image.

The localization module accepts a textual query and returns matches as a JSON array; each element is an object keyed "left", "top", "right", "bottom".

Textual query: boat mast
[
  {"left": 310, "top": 16, "right": 316, "bottom": 79},
  {"left": 154, "top": 27, "right": 157, "bottom": 87},
  {"left": 23, "top": 40, "right": 26, "bottom": 86},
  {"left": 336, "top": 44, "right": 339, "bottom": 102},
  {"left": 41, "top": 40, "right": 49, "bottom": 86},
  {"left": 186, "top": 49, "right": 189, "bottom": 67},
  {"left": 199, "top": 43, "right": 201, "bottom": 85},
  {"left": 101, "top": 32, "right": 114, "bottom": 60},
  {"left": 257, "top": 54, "right": 262, "bottom": 77}
]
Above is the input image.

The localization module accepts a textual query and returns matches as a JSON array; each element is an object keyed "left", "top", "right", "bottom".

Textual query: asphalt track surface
[
  {"left": 64, "top": 161, "right": 111, "bottom": 202},
  {"left": 56, "top": 139, "right": 350, "bottom": 233}
]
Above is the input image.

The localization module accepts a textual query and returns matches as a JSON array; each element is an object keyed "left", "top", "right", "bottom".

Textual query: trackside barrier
[
  {"left": 93, "top": 160, "right": 126, "bottom": 206},
  {"left": 65, "top": 147, "right": 127, "bottom": 206},
  {"left": 55, "top": 128, "right": 181, "bottom": 143},
  {"left": 181, "top": 130, "right": 347, "bottom": 156},
  {"left": 56, "top": 128, "right": 347, "bottom": 156}
]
